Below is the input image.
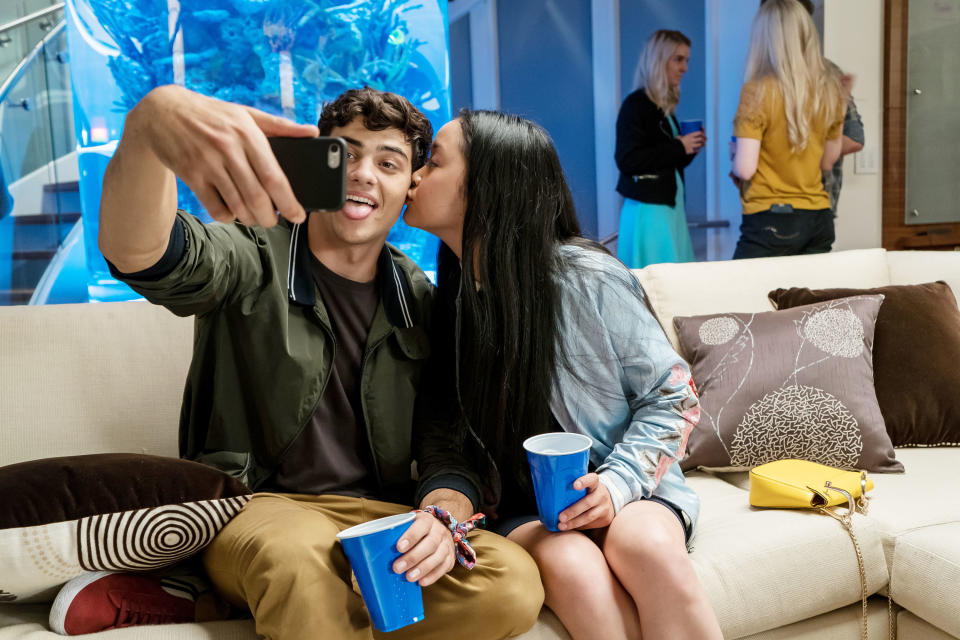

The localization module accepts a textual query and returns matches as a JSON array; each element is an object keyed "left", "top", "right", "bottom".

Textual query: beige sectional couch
[{"left": 1, "top": 248, "right": 958, "bottom": 639}]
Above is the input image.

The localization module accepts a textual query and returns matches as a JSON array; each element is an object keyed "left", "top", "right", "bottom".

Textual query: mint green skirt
[{"left": 616, "top": 172, "right": 694, "bottom": 269}]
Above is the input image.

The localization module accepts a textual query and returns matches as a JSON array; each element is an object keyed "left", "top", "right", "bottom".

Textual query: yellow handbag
[
  {"left": 748, "top": 459, "right": 890, "bottom": 640},
  {"left": 749, "top": 459, "right": 873, "bottom": 510}
]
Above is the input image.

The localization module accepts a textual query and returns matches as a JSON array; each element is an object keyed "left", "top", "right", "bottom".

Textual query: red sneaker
[{"left": 49, "top": 571, "right": 196, "bottom": 635}]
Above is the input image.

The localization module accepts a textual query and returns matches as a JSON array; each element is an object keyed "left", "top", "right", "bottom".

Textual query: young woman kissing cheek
[{"left": 404, "top": 119, "right": 468, "bottom": 258}]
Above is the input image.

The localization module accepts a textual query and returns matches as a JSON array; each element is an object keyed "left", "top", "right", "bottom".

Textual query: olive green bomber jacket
[{"left": 115, "top": 211, "right": 473, "bottom": 505}]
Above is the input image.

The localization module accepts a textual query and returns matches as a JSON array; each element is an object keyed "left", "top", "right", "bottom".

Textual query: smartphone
[{"left": 268, "top": 136, "right": 346, "bottom": 212}]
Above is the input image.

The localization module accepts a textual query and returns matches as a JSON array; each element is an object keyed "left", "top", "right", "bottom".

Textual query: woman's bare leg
[
  {"left": 508, "top": 521, "right": 640, "bottom": 640},
  {"left": 603, "top": 501, "right": 722, "bottom": 640}
]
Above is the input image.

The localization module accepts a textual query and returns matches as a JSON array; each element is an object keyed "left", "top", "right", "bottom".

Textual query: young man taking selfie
[{"left": 51, "top": 85, "right": 542, "bottom": 640}]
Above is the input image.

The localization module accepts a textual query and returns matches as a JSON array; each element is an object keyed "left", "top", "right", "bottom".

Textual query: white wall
[
  {"left": 823, "top": 0, "right": 884, "bottom": 251},
  {"left": 705, "top": 0, "right": 756, "bottom": 260}
]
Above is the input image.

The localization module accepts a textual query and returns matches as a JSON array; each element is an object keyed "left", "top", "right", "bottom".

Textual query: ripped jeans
[{"left": 732, "top": 207, "right": 834, "bottom": 259}]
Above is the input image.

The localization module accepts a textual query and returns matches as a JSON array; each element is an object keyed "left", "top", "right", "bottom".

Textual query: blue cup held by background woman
[
  {"left": 679, "top": 119, "right": 704, "bottom": 135},
  {"left": 523, "top": 432, "right": 593, "bottom": 531}
]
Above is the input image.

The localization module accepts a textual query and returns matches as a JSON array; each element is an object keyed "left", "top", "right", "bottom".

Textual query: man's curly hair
[{"left": 318, "top": 88, "right": 433, "bottom": 171}]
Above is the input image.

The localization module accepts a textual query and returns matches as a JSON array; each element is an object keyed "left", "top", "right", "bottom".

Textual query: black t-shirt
[{"left": 267, "top": 255, "right": 379, "bottom": 496}]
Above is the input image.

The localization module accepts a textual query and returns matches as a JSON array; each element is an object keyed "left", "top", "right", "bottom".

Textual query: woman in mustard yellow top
[{"left": 730, "top": 0, "right": 846, "bottom": 259}]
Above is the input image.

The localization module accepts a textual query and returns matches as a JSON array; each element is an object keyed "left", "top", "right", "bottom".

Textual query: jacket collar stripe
[
  {"left": 287, "top": 221, "right": 301, "bottom": 303},
  {"left": 390, "top": 258, "right": 413, "bottom": 328},
  {"left": 286, "top": 221, "right": 316, "bottom": 306},
  {"left": 286, "top": 221, "right": 417, "bottom": 329}
]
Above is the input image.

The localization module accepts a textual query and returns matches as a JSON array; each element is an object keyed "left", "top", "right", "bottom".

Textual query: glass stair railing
[{"left": 0, "top": 3, "right": 83, "bottom": 305}]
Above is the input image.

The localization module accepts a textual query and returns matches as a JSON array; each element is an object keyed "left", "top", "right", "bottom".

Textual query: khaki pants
[{"left": 204, "top": 493, "right": 544, "bottom": 640}]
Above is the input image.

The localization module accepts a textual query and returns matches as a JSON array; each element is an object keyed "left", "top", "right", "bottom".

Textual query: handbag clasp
[{"left": 821, "top": 481, "right": 856, "bottom": 525}]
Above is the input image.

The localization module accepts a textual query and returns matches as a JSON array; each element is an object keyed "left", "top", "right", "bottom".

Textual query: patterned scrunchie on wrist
[{"left": 418, "top": 506, "right": 486, "bottom": 570}]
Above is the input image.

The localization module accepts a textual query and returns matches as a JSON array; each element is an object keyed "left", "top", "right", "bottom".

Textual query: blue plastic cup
[
  {"left": 523, "top": 432, "right": 593, "bottom": 532},
  {"left": 680, "top": 119, "right": 704, "bottom": 135},
  {"left": 336, "top": 513, "right": 424, "bottom": 632}
]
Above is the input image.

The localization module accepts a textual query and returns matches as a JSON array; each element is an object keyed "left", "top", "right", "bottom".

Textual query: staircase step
[
  {"left": 3, "top": 183, "right": 82, "bottom": 306},
  {"left": 13, "top": 226, "right": 61, "bottom": 252},
  {"left": 11, "top": 252, "right": 53, "bottom": 294},
  {"left": 15, "top": 212, "right": 82, "bottom": 225},
  {"left": 0, "top": 289, "right": 34, "bottom": 305},
  {"left": 12, "top": 214, "right": 79, "bottom": 252},
  {"left": 12, "top": 249, "right": 56, "bottom": 260},
  {"left": 42, "top": 181, "right": 80, "bottom": 193},
  {"left": 41, "top": 181, "right": 81, "bottom": 216}
]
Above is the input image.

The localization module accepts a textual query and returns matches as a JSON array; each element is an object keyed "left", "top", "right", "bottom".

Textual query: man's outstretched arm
[{"left": 99, "top": 85, "right": 318, "bottom": 274}]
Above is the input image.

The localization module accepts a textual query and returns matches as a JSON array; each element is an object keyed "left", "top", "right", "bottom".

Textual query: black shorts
[{"left": 491, "top": 495, "right": 692, "bottom": 544}]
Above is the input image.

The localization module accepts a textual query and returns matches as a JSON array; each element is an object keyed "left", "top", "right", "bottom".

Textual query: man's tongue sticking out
[{"left": 342, "top": 195, "right": 376, "bottom": 220}]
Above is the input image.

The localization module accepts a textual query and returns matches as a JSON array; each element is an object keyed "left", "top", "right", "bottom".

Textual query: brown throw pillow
[
  {"left": 0, "top": 454, "right": 251, "bottom": 603},
  {"left": 770, "top": 281, "right": 960, "bottom": 447},
  {"left": 674, "top": 295, "right": 903, "bottom": 473}
]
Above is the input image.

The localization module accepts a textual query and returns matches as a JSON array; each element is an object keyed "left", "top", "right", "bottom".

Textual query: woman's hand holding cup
[
  {"left": 678, "top": 130, "right": 706, "bottom": 154},
  {"left": 557, "top": 472, "right": 615, "bottom": 531}
]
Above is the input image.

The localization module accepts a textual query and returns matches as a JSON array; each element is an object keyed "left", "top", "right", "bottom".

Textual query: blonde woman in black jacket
[{"left": 616, "top": 30, "right": 705, "bottom": 268}]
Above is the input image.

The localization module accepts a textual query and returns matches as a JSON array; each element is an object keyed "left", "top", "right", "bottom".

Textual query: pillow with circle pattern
[
  {"left": 0, "top": 453, "right": 250, "bottom": 603},
  {"left": 673, "top": 295, "right": 903, "bottom": 474}
]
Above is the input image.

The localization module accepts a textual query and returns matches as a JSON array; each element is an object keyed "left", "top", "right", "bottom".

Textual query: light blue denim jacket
[{"left": 550, "top": 244, "right": 701, "bottom": 533}]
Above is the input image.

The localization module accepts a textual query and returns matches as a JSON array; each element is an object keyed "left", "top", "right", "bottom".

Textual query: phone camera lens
[{"left": 327, "top": 144, "right": 341, "bottom": 169}]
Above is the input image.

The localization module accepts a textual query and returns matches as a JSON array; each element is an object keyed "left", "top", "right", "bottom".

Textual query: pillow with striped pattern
[{"left": 0, "top": 453, "right": 251, "bottom": 604}]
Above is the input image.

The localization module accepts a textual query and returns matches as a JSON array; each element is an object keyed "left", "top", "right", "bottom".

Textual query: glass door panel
[{"left": 905, "top": 0, "right": 960, "bottom": 224}]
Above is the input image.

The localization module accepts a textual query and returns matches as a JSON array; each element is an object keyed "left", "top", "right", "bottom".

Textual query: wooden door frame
[{"left": 882, "top": 0, "right": 960, "bottom": 249}]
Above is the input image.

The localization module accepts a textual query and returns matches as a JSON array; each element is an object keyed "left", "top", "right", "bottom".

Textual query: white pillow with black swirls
[
  {"left": 673, "top": 295, "right": 903, "bottom": 473},
  {"left": 0, "top": 454, "right": 251, "bottom": 603}
]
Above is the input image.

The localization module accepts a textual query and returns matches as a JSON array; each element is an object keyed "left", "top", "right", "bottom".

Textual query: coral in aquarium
[{"left": 77, "top": 0, "right": 446, "bottom": 274}]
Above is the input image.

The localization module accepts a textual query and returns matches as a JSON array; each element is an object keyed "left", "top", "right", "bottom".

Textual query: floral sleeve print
[{"left": 653, "top": 364, "right": 701, "bottom": 485}]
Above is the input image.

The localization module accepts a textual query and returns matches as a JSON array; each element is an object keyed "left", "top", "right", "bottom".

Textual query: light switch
[{"left": 854, "top": 147, "right": 878, "bottom": 174}]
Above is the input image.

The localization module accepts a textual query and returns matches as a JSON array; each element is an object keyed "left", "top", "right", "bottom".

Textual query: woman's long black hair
[{"left": 439, "top": 110, "right": 594, "bottom": 484}]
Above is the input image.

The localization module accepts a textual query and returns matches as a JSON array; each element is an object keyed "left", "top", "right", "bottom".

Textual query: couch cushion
[
  {"left": 0, "top": 455, "right": 250, "bottom": 603},
  {"left": 886, "top": 251, "right": 960, "bottom": 306},
  {"left": 890, "top": 523, "right": 960, "bottom": 639},
  {"left": 0, "top": 604, "right": 47, "bottom": 628},
  {"left": 515, "top": 610, "right": 571, "bottom": 640},
  {"left": 684, "top": 470, "right": 750, "bottom": 504},
  {"left": 635, "top": 248, "right": 891, "bottom": 351},
  {"left": 858, "top": 448, "right": 960, "bottom": 567},
  {"left": 0, "top": 602, "right": 901, "bottom": 640},
  {"left": 897, "top": 610, "right": 960, "bottom": 640},
  {"left": 699, "top": 448, "right": 960, "bottom": 573},
  {"left": 0, "top": 608, "right": 570, "bottom": 639},
  {"left": 0, "top": 302, "right": 192, "bottom": 468},
  {"left": 674, "top": 296, "right": 902, "bottom": 473},
  {"left": 0, "top": 614, "right": 258, "bottom": 639},
  {"left": 737, "top": 599, "right": 894, "bottom": 640},
  {"left": 689, "top": 487, "right": 888, "bottom": 638}
]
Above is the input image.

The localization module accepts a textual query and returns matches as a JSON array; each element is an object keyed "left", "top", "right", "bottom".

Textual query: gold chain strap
[
  {"left": 819, "top": 478, "right": 894, "bottom": 640},
  {"left": 819, "top": 499, "right": 868, "bottom": 639},
  {"left": 889, "top": 591, "right": 896, "bottom": 640}
]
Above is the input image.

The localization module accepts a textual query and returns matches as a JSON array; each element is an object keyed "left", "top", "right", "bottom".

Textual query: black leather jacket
[{"left": 615, "top": 88, "right": 695, "bottom": 205}]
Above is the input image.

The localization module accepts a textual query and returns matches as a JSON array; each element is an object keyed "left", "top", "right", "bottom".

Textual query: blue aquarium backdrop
[{"left": 66, "top": 0, "right": 449, "bottom": 300}]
